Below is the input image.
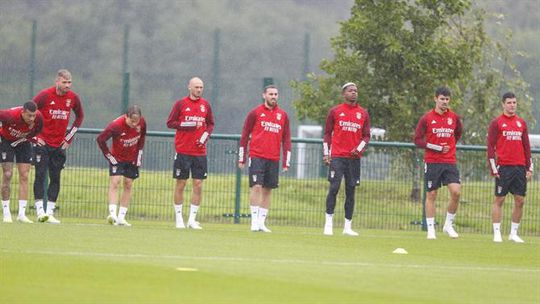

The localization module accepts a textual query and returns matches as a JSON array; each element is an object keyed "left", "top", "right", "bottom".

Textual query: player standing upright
[
  {"left": 414, "top": 87, "right": 462, "bottom": 240},
  {"left": 1, "top": 101, "right": 43, "bottom": 223},
  {"left": 487, "top": 92, "right": 533, "bottom": 243},
  {"left": 32, "top": 69, "right": 84, "bottom": 224},
  {"left": 238, "top": 85, "right": 291, "bottom": 232},
  {"left": 323, "top": 82, "right": 371, "bottom": 236},
  {"left": 97, "top": 105, "right": 146, "bottom": 227},
  {"left": 167, "top": 77, "right": 215, "bottom": 230}
]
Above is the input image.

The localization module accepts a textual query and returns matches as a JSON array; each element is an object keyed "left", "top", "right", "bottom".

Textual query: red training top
[
  {"left": 414, "top": 109, "right": 462, "bottom": 164},
  {"left": 97, "top": 115, "right": 147, "bottom": 163},
  {"left": 166, "top": 96, "right": 215, "bottom": 156},
  {"left": 0, "top": 106, "right": 43, "bottom": 142},
  {"left": 238, "top": 103, "right": 292, "bottom": 167},
  {"left": 33, "top": 86, "right": 84, "bottom": 148},
  {"left": 323, "top": 102, "right": 371, "bottom": 158},
  {"left": 487, "top": 113, "right": 532, "bottom": 173}
]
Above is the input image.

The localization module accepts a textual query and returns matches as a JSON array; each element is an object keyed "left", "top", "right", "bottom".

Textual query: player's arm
[
  {"left": 521, "top": 122, "right": 533, "bottom": 178},
  {"left": 454, "top": 115, "right": 463, "bottom": 142},
  {"left": 0, "top": 109, "right": 15, "bottom": 123},
  {"left": 486, "top": 119, "right": 499, "bottom": 177},
  {"left": 281, "top": 114, "right": 292, "bottom": 171},
  {"left": 414, "top": 115, "right": 443, "bottom": 152},
  {"left": 322, "top": 108, "right": 335, "bottom": 164},
  {"left": 62, "top": 96, "right": 84, "bottom": 149},
  {"left": 352, "top": 110, "right": 371, "bottom": 157},
  {"left": 96, "top": 124, "right": 119, "bottom": 165},
  {"left": 135, "top": 118, "right": 147, "bottom": 167},
  {"left": 238, "top": 110, "right": 256, "bottom": 168},
  {"left": 196, "top": 104, "right": 214, "bottom": 147}
]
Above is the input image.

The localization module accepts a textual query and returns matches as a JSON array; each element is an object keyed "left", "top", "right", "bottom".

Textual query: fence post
[
  {"left": 121, "top": 25, "right": 130, "bottom": 113},
  {"left": 234, "top": 139, "right": 242, "bottom": 223},
  {"left": 29, "top": 20, "right": 37, "bottom": 99}
]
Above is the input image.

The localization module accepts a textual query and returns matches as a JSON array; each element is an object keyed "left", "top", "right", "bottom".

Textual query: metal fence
[{"left": 7, "top": 128, "right": 540, "bottom": 235}]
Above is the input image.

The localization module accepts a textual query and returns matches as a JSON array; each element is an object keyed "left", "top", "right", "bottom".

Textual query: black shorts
[
  {"left": 248, "top": 157, "right": 279, "bottom": 189},
  {"left": 173, "top": 153, "right": 207, "bottom": 180},
  {"left": 0, "top": 137, "right": 33, "bottom": 163},
  {"left": 424, "top": 163, "right": 460, "bottom": 191},
  {"left": 110, "top": 162, "right": 139, "bottom": 179},
  {"left": 328, "top": 157, "right": 361, "bottom": 187},
  {"left": 33, "top": 144, "right": 66, "bottom": 170},
  {"left": 495, "top": 166, "right": 527, "bottom": 197}
]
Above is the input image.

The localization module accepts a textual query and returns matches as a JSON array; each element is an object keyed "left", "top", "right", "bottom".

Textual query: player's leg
[
  {"left": 342, "top": 159, "right": 360, "bottom": 236},
  {"left": 258, "top": 187, "right": 272, "bottom": 232},
  {"left": 172, "top": 153, "right": 190, "bottom": 228},
  {"left": 258, "top": 159, "right": 278, "bottom": 233},
  {"left": 1, "top": 161, "right": 14, "bottom": 223},
  {"left": 44, "top": 148, "right": 66, "bottom": 224},
  {"left": 247, "top": 158, "right": 265, "bottom": 231},
  {"left": 442, "top": 182, "right": 461, "bottom": 238},
  {"left": 509, "top": 194, "right": 525, "bottom": 243},
  {"left": 33, "top": 145, "right": 49, "bottom": 222},
  {"left": 107, "top": 174, "right": 122, "bottom": 224},
  {"left": 186, "top": 178, "right": 203, "bottom": 229},
  {"left": 324, "top": 158, "right": 344, "bottom": 235},
  {"left": 116, "top": 176, "right": 134, "bottom": 227},
  {"left": 15, "top": 162, "right": 33, "bottom": 223},
  {"left": 492, "top": 195, "right": 506, "bottom": 242}
]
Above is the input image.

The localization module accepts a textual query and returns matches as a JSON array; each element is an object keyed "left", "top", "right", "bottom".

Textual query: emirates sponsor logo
[{"left": 261, "top": 121, "right": 282, "bottom": 133}]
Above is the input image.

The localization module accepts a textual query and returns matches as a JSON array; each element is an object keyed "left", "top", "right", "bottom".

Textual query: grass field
[{"left": 1, "top": 219, "right": 539, "bottom": 303}]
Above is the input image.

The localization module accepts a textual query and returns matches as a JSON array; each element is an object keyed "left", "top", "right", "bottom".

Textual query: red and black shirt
[
  {"left": 487, "top": 113, "right": 532, "bottom": 172},
  {"left": 414, "top": 109, "right": 462, "bottom": 164}
]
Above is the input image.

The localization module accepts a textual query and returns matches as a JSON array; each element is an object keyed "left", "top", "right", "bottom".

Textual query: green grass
[{"left": 1, "top": 219, "right": 539, "bottom": 303}]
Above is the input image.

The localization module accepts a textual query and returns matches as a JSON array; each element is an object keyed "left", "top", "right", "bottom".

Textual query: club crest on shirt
[
  {"left": 447, "top": 118, "right": 453, "bottom": 125},
  {"left": 276, "top": 113, "right": 282, "bottom": 120},
  {"left": 516, "top": 121, "right": 522, "bottom": 128},
  {"left": 356, "top": 112, "right": 361, "bottom": 120},
  {"left": 66, "top": 99, "right": 71, "bottom": 107},
  {"left": 200, "top": 105, "right": 206, "bottom": 112},
  {"left": 136, "top": 126, "right": 141, "bottom": 133}
]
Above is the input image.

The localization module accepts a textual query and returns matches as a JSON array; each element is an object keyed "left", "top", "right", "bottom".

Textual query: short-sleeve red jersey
[
  {"left": 97, "top": 115, "right": 147, "bottom": 163},
  {"left": 33, "top": 86, "right": 84, "bottom": 147},
  {"left": 414, "top": 109, "right": 462, "bottom": 164},
  {"left": 487, "top": 114, "right": 532, "bottom": 171},
  {"left": 166, "top": 96, "right": 215, "bottom": 156},
  {"left": 0, "top": 106, "right": 43, "bottom": 142},
  {"left": 323, "top": 103, "right": 371, "bottom": 158},
  {"left": 238, "top": 104, "right": 292, "bottom": 167}
]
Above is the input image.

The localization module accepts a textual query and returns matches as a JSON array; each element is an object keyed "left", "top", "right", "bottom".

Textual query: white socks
[
  {"left": 109, "top": 204, "right": 118, "bottom": 217},
  {"left": 250, "top": 205, "right": 259, "bottom": 230},
  {"left": 426, "top": 217, "right": 435, "bottom": 231},
  {"left": 175, "top": 203, "right": 184, "bottom": 227},
  {"left": 18, "top": 200, "right": 27, "bottom": 217},
  {"left": 259, "top": 207, "right": 268, "bottom": 226},
  {"left": 118, "top": 207, "right": 128, "bottom": 221},
  {"left": 188, "top": 204, "right": 199, "bottom": 224},
  {"left": 444, "top": 212, "right": 456, "bottom": 227},
  {"left": 510, "top": 222, "right": 520, "bottom": 236},
  {"left": 2, "top": 200, "right": 10, "bottom": 217},
  {"left": 35, "top": 200, "right": 45, "bottom": 216},
  {"left": 46, "top": 201, "right": 56, "bottom": 216}
]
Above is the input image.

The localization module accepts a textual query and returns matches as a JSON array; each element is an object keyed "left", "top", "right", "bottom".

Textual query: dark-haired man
[
  {"left": 414, "top": 87, "right": 462, "bottom": 240},
  {"left": 487, "top": 92, "right": 533, "bottom": 243},
  {"left": 0, "top": 101, "right": 43, "bottom": 223}
]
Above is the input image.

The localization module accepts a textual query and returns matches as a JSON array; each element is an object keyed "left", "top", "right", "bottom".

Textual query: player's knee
[
  {"left": 3, "top": 170, "right": 13, "bottom": 181},
  {"left": 328, "top": 182, "right": 340, "bottom": 195}
]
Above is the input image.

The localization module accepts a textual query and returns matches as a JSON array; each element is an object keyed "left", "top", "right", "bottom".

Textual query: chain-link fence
[{"left": 5, "top": 129, "right": 539, "bottom": 235}]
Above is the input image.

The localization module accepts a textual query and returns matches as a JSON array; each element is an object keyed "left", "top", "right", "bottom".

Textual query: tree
[{"left": 291, "top": 0, "right": 534, "bottom": 143}]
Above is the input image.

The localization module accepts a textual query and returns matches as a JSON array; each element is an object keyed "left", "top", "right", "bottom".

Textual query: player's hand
[
  {"left": 282, "top": 167, "right": 289, "bottom": 173},
  {"left": 36, "top": 138, "right": 46, "bottom": 146},
  {"left": 238, "top": 163, "right": 245, "bottom": 170},
  {"left": 526, "top": 170, "right": 532, "bottom": 181},
  {"left": 105, "top": 153, "right": 118, "bottom": 165},
  {"left": 441, "top": 145, "right": 450, "bottom": 154},
  {"left": 60, "top": 140, "right": 71, "bottom": 150},
  {"left": 323, "top": 155, "right": 331, "bottom": 165},
  {"left": 136, "top": 150, "right": 143, "bottom": 167}
]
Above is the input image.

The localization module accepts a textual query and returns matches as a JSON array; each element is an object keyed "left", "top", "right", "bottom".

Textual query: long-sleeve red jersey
[
  {"left": 0, "top": 106, "right": 43, "bottom": 142},
  {"left": 166, "top": 96, "right": 214, "bottom": 156},
  {"left": 414, "top": 109, "right": 462, "bottom": 164},
  {"left": 97, "top": 115, "right": 147, "bottom": 163},
  {"left": 487, "top": 114, "right": 532, "bottom": 173},
  {"left": 33, "top": 86, "right": 84, "bottom": 148},
  {"left": 238, "top": 104, "right": 292, "bottom": 167},
  {"left": 323, "top": 103, "right": 370, "bottom": 159}
]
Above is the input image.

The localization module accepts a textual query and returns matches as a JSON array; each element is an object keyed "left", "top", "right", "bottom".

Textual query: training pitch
[{"left": 1, "top": 220, "right": 539, "bottom": 303}]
